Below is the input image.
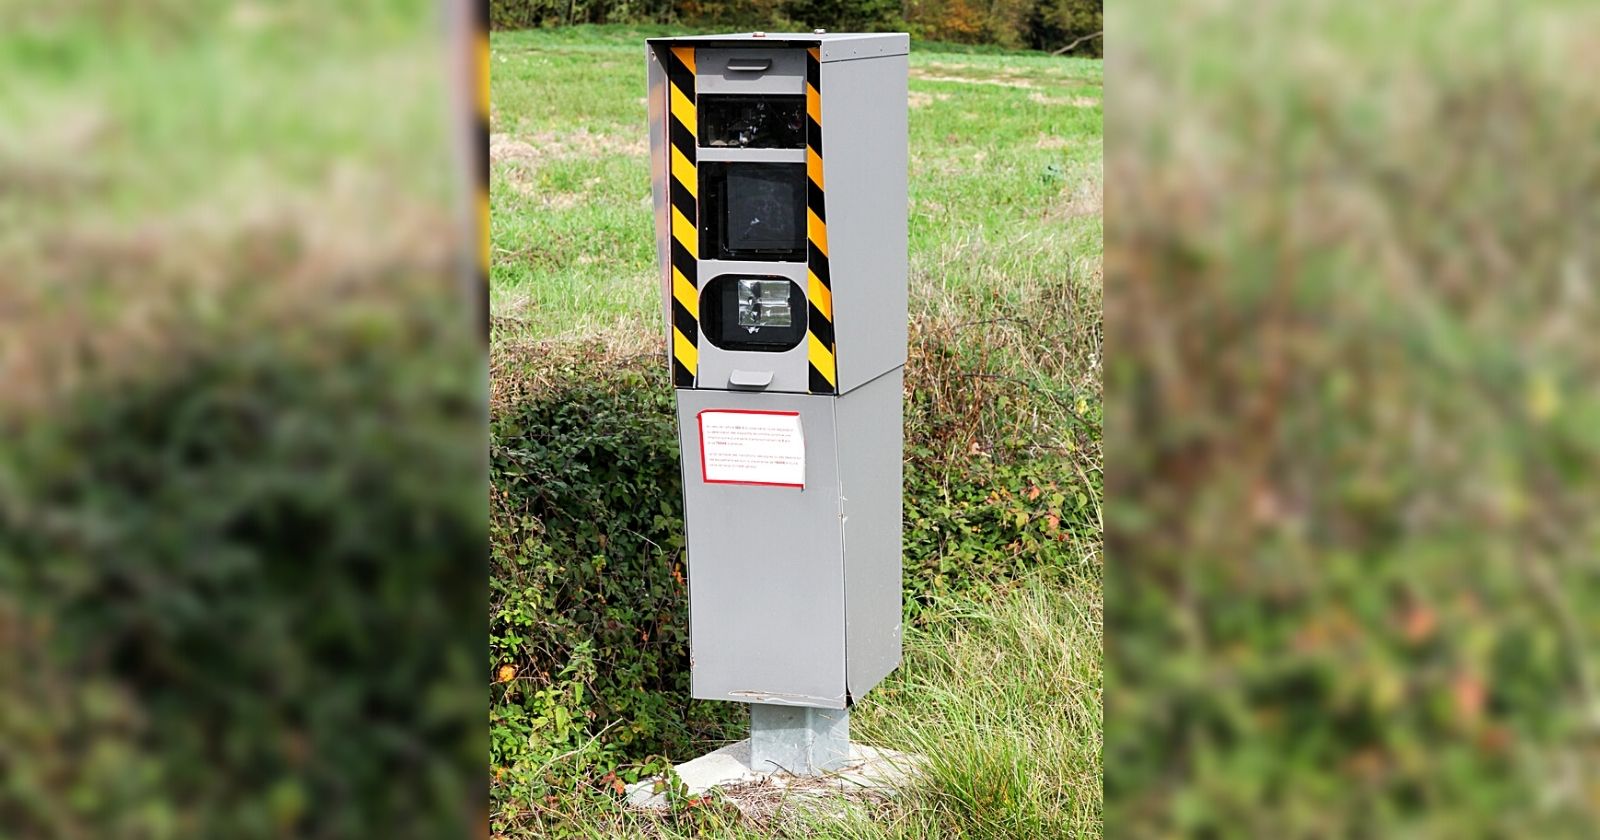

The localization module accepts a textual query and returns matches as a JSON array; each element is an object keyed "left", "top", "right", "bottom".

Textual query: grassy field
[
  {"left": 490, "top": 24, "right": 1101, "bottom": 339},
  {"left": 490, "top": 25, "right": 1101, "bottom": 839}
]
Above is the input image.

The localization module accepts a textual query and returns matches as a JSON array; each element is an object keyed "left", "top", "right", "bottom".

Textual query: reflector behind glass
[
  {"left": 701, "top": 274, "right": 806, "bottom": 352},
  {"left": 738, "top": 279, "right": 793, "bottom": 328}
]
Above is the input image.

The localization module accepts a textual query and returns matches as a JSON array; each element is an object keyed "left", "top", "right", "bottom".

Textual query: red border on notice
[{"left": 696, "top": 409, "right": 805, "bottom": 488}]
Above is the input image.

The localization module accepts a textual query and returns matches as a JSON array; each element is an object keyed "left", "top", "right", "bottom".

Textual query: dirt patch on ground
[
  {"left": 1046, "top": 176, "right": 1102, "bottom": 220},
  {"left": 492, "top": 128, "right": 647, "bottom": 164},
  {"left": 489, "top": 133, "right": 540, "bottom": 165},
  {"left": 1030, "top": 92, "right": 1099, "bottom": 107},
  {"left": 912, "top": 70, "right": 1038, "bottom": 89},
  {"left": 908, "top": 90, "right": 953, "bottom": 108}
]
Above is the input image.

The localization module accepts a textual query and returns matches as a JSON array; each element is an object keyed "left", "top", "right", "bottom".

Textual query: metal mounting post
[{"left": 749, "top": 703, "right": 850, "bottom": 776}]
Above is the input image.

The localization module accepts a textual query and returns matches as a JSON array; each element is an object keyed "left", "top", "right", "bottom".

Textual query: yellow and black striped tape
[
  {"left": 805, "top": 47, "right": 837, "bottom": 394},
  {"left": 665, "top": 46, "right": 699, "bottom": 387}
]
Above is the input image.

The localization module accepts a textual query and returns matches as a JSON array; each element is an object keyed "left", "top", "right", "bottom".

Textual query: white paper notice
[{"left": 697, "top": 410, "right": 806, "bottom": 488}]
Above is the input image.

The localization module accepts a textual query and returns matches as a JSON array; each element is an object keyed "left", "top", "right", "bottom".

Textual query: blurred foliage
[
  {"left": 1107, "top": 0, "right": 1600, "bottom": 835},
  {"left": 487, "top": 0, "right": 1100, "bottom": 54},
  {"left": 0, "top": 0, "right": 484, "bottom": 836},
  {"left": 0, "top": 282, "right": 485, "bottom": 838}
]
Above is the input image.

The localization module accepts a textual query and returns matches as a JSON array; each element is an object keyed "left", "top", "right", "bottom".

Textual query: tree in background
[
  {"left": 1027, "top": 0, "right": 1100, "bottom": 55},
  {"left": 784, "top": 0, "right": 900, "bottom": 31},
  {"left": 488, "top": 0, "right": 1101, "bottom": 54}
]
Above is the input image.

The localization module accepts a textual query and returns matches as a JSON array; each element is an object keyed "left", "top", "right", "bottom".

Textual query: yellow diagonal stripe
[
  {"left": 674, "top": 326, "right": 699, "bottom": 373},
  {"left": 671, "top": 145, "right": 698, "bottom": 197},
  {"left": 807, "top": 269, "right": 832, "bottom": 319},
  {"left": 808, "top": 334, "right": 836, "bottom": 386},
  {"left": 672, "top": 46, "right": 696, "bottom": 74},
  {"left": 672, "top": 206, "right": 699, "bottom": 259},
  {"left": 670, "top": 85, "right": 697, "bottom": 137},
  {"left": 807, "top": 147, "right": 824, "bottom": 188},
  {"left": 673, "top": 267, "right": 698, "bottom": 314},
  {"left": 478, "top": 192, "right": 490, "bottom": 273},
  {"left": 807, "top": 208, "right": 828, "bottom": 257},
  {"left": 808, "top": 47, "right": 819, "bottom": 61},
  {"left": 478, "top": 35, "right": 490, "bottom": 116},
  {"left": 806, "top": 83, "right": 821, "bottom": 124}
]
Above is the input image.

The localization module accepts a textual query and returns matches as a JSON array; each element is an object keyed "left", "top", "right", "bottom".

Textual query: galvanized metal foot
[{"left": 749, "top": 703, "right": 850, "bottom": 776}]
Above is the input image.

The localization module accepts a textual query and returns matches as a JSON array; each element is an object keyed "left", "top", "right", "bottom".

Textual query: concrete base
[{"left": 625, "top": 739, "right": 921, "bottom": 809}]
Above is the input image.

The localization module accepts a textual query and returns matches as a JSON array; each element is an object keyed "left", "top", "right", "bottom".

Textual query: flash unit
[{"left": 702, "top": 275, "right": 805, "bottom": 351}]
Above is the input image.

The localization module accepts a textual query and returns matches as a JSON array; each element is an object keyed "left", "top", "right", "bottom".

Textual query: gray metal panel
[
  {"left": 646, "top": 33, "right": 907, "bottom": 61},
  {"left": 697, "top": 48, "right": 805, "bottom": 94},
  {"left": 677, "top": 389, "right": 847, "bottom": 709},
  {"left": 646, "top": 45, "right": 676, "bottom": 368},
  {"left": 835, "top": 368, "right": 904, "bottom": 700},
  {"left": 818, "top": 33, "right": 910, "bottom": 62},
  {"left": 697, "top": 148, "right": 807, "bottom": 163},
  {"left": 696, "top": 260, "right": 812, "bottom": 393},
  {"left": 820, "top": 54, "right": 909, "bottom": 395}
]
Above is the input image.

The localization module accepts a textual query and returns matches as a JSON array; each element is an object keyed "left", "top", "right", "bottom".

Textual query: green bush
[
  {"left": 488, "top": 325, "right": 1100, "bottom": 830},
  {"left": 490, "top": 359, "right": 738, "bottom": 809},
  {"left": 0, "top": 309, "right": 484, "bottom": 838}
]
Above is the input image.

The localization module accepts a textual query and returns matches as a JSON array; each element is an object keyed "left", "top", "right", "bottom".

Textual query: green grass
[
  {"left": 502, "top": 574, "right": 1102, "bottom": 839},
  {"left": 489, "top": 25, "right": 1100, "bottom": 338},
  {"left": 490, "top": 24, "right": 1101, "bottom": 840}
]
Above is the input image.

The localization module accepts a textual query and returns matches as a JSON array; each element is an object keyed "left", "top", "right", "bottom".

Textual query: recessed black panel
[
  {"left": 700, "top": 274, "right": 807, "bottom": 352},
  {"left": 700, "top": 162, "right": 807, "bottom": 262},
  {"left": 699, "top": 95, "right": 806, "bottom": 149}
]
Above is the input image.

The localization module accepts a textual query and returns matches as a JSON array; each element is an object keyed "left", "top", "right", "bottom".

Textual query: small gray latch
[
  {"left": 729, "top": 369, "right": 774, "bottom": 390},
  {"left": 726, "top": 58, "right": 772, "bottom": 72}
]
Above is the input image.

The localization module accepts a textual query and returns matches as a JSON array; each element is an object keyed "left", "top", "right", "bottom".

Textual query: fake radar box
[{"left": 649, "top": 32, "right": 908, "bottom": 710}]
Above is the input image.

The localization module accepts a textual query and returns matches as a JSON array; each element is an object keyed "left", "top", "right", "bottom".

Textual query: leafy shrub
[
  {"left": 0, "top": 305, "right": 484, "bottom": 838},
  {"left": 490, "top": 357, "right": 739, "bottom": 813},
  {"left": 488, "top": 315, "right": 1101, "bottom": 832}
]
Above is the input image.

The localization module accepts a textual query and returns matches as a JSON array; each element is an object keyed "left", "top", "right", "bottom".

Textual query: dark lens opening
[
  {"left": 700, "top": 162, "right": 807, "bottom": 262},
  {"left": 698, "top": 95, "right": 806, "bottom": 149}
]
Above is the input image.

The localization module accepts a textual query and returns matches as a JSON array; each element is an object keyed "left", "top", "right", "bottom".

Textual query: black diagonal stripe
[
  {"left": 807, "top": 181, "right": 826, "bottom": 223},
  {"left": 669, "top": 116, "right": 697, "bottom": 161},
  {"left": 809, "top": 364, "right": 834, "bottom": 394},
  {"left": 669, "top": 177, "right": 696, "bottom": 221},
  {"left": 671, "top": 297, "right": 698, "bottom": 340},
  {"left": 666, "top": 53, "right": 695, "bottom": 96},
  {"left": 806, "top": 52, "right": 820, "bottom": 89},
  {"left": 806, "top": 116, "right": 822, "bottom": 150},
  {"left": 807, "top": 251, "right": 830, "bottom": 285},
  {"left": 673, "top": 357, "right": 694, "bottom": 387},
  {"left": 808, "top": 302, "right": 834, "bottom": 345},
  {"left": 670, "top": 241, "right": 697, "bottom": 284}
]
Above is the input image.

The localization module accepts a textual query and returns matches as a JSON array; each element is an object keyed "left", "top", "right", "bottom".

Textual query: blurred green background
[
  {"left": 0, "top": 2, "right": 485, "bottom": 837},
  {"left": 1107, "top": 0, "right": 1600, "bottom": 835}
]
